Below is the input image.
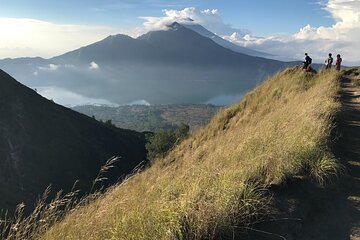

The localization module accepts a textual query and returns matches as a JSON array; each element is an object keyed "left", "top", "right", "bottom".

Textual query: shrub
[{"left": 146, "top": 123, "right": 189, "bottom": 162}]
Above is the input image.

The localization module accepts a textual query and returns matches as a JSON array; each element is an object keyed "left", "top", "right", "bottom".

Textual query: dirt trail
[
  {"left": 297, "top": 75, "right": 360, "bottom": 240},
  {"left": 299, "top": 75, "right": 360, "bottom": 239},
  {"left": 241, "top": 75, "right": 360, "bottom": 240},
  {"left": 334, "top": 75, "right": 360, "bottom": 239}
]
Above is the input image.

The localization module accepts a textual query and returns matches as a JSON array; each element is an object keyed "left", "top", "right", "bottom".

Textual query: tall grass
[
  {"left": 0, "top": 186, "right": 80, "bottom": 240},
  {"left": 6, "top": 67, "right": 342, "bottom": 239},
  {"left": 0, "top": 157, "right": 122, "bottom": 240}
]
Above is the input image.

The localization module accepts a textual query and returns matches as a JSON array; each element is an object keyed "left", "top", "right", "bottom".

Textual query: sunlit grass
[{"left": 2, "top": 67, "right": 342, "bottom": 240}]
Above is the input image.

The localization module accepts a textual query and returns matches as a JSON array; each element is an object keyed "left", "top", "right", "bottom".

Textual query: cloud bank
[
  {"left": 222, "top": 0, "right": 360, "bottom": 64},
  {"left": 0, "top": 18, "right": 125, "bottom": 58},
  {"left": 139, "top": 7, "right": 249, "bottom": 36},
  {"left": 140, "top": 1, "right": 360, "bottom": 65},
  {"left": 38, "top": 64, "right": 59, "bottom": 71},
  {"left": 36, "top": 87, "right": 118, "bottom": 107}
]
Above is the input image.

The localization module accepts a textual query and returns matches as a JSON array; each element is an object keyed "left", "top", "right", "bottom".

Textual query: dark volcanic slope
[
  {"left": 56, "top": 22, "right": 282, "bottom": 68},
  {"left": 0, "top": 70, "right": 147, "bottom": 212}
]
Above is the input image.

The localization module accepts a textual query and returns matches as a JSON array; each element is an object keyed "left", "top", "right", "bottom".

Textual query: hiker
[
  {"left": 335, "top": 54, "right": 342, "bottom": 71},
  {"left": 303, "top": 53, "right": 312, "bottom": 72},
  {"left": 325, "top": 53, "right": 333, "bottom": 69}
]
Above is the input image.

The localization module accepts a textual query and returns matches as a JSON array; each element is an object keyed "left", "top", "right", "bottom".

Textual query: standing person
[
  {"left": 335, "top": 54, "right": 342, "bottom": 71},
  {"left": 303, "top": 53, "right": 312, "bottom": 72},
  {"left": 325, "top": 53, "right": 333, "bottom": 69}
]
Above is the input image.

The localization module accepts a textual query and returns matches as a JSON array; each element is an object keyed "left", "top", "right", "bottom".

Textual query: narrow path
[
  {"left": 243, "top": 75, "right": 360, "bottom": 240},
  {"left": 335, "top": 75, "right": 360, "bottom": 239}
]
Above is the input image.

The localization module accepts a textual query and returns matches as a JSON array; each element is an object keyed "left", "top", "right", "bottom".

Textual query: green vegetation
[
  {"left": 343, "top": 68, "right": 360, "bottom": 86},
  {"left": 72, "top": 104, "right": 220, "bottom": 132},
  {"left": 146, "top": 123, "right": 190, "bottom": 162},
  {"left": 2, "top": 68, "right": 342, "bottom": 239},
  {"left": 343, "top": 68, "right": 360, "bottom": 76}
]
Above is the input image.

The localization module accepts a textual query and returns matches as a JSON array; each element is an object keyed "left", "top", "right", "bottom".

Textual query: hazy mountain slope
[
  {"left": 0, "top": 23, "right": 292, "bottom": 105},
  {"left": 53, "top": 34, "right": 144, "bottom": 63},
  {"left": 41, "top": 68, "right": 341, "bottom": 239},
  {"left": 0, "top": 70, "right": 147, "bottom": 213},
  {"left": 136, "top": 22, "right": 277, "bottom": 66},
  {"left": 182, "top": 23, "right": 272, "bottom": 58}
]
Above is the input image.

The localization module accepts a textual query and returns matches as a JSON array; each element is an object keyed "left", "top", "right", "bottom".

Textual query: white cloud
[
  {"left": 36, "top": 86, "right": 118, "bottom": 107},
  {"left": 0, "top": 18, "right": 128, "bottom": 59},
  {"left": 138, "top": 7, "right": 249, "bottom": 37},
  {"left": 89, "top": 61, "right": 99, "bottom": 70},
  {"left": 38, "top": 64, "right": 59, "bottom": 71},
  {"left": 138, "top": 5, "right": 360, "bottom": 64},
  {"left": 128, "top": 99, "right": 151, "bottom": 106},
  {"left": 223, "top": 0, "right": 360, "bottom": 64}
]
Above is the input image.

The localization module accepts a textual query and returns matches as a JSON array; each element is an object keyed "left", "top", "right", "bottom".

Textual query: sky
[{"left": 0, "top": 0, "right": 359, "bottom": 64}]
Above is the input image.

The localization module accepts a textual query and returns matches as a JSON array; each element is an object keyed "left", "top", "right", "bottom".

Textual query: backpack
[{"left": 308, "top": 57, "right": 312, "bottom": 64}]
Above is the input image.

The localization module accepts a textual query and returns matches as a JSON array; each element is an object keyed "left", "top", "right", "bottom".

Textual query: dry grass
[
  {"left": 0, "top": 186, "right": 80, "bottom": 240},
  {"left": 0, "top": 157, "right": 122, "bottom": 240},
  {"left": 4, "top": 67, "right": 342, "bottom": 239}
]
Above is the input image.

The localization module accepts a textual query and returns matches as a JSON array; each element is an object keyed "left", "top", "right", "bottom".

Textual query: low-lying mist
[{"left": 0, "top": 60, "right": 267, "bottom": 106}]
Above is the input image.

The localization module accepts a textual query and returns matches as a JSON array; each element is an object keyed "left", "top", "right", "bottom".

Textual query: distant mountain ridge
[
  {"left": 54, "top": 22, "right": 271, "bottom": 63},
  {"left": 54, "top": 22, "right": 273, "bottom": 66},
  {"left": 0, "top": 69, "right": 147, "bottom": 213},
  {"left": 0, "top": 22, "right": 294, "bottom": 106}
]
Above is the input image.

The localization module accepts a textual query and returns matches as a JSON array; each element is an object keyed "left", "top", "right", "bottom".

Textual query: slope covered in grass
[{"left": 41, "top": 68, "right": 341, "bottom": 239}]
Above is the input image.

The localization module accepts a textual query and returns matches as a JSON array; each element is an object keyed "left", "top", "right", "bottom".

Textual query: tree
[
  {"left": 146, "top": 123, "right": 189, "bottom": 163},
  {"left": 105, "top": 119, "right": 115, "bottom": 127},
  {"left": 175, "top": 123, "right": 190, "bottom": 142}
]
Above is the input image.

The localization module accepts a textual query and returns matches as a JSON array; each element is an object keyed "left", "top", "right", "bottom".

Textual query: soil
[{"left": 332, "top": 76, "right": 360, "bottom": 239}]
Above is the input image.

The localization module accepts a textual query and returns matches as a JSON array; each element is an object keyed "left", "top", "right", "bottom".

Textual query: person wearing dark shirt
[
  {"left": 303, "top": 53, "right": 312, "bottom": 71},
  {"left": 335, "top": 54, "right": 342, "bottom": 71},
  {"left": 325, "top": 53, "right": 333, "bottom": 69}
]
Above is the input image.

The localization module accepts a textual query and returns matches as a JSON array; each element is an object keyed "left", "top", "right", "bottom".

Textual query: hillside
[
  {"left": 72, "top": 104, "right": 221, "bottom": 132},
  {"left": 32, "top": 68, "right": 343, "bottom": 239},
  {"left": 0, "top": 69, "right": 147, "bottom": 213}
]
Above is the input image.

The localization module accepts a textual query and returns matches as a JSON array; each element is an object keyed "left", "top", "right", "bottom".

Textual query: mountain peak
[
  {"left": 102, "top": 34, "right": 135, "bottom": 43},
  {"left": 167, "top": 22, "right": 184, "bottom": 31}
]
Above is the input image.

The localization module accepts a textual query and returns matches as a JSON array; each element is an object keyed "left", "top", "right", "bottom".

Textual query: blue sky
[
  {"left": 0, "top": 0, "right": 359, "bottom": 64},
  {"left": 0, "top": 0, "right": 334, "bottom": 35}
]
